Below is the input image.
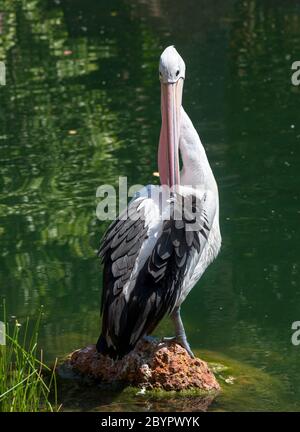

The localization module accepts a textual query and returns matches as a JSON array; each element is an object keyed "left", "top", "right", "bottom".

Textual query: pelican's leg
[{"left": 163, "top": 307, "right": 195, "bottom": 358}]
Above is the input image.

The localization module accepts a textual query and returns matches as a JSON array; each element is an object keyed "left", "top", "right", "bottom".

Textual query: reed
[{"left": 0, "top": 302, "right": 60, "bottom": 412}]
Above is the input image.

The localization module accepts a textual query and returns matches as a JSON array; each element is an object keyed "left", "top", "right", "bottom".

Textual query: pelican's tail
[
  {"left": 96, "top": 333, "right": 128, "bottom": 359},
  {"left": 96, "top": 333, "right": 110, "bottom": 356}
]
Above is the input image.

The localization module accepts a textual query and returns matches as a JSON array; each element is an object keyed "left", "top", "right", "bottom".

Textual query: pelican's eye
[{"left": 176, "top": 70, "right": 180, "bottom": 76}]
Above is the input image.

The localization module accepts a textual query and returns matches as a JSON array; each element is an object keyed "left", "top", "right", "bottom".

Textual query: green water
[{"left": 1, "top": 0, "right": 300, "bottom": 412}]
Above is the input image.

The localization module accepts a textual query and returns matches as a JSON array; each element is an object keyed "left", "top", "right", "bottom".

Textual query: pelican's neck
[{"left": 179, "top": 107, "right": 217, "bottom": 191}]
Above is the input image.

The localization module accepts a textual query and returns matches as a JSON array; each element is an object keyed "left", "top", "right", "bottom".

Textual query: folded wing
[{"left": 97, "top": 189, "right": 214, "bottom": 358}]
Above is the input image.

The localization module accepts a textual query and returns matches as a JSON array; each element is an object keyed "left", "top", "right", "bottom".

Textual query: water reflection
[{"left": 0, "top": 0, "right": 300, "bottom": 411}]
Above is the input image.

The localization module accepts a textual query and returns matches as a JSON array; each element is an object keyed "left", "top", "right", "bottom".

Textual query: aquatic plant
[{"left": 0, "top": 303, "right": 59, "bottom": 412}]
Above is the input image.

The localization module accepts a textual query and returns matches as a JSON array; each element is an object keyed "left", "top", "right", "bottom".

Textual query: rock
[{"left": 62, "top": 338, "right": 220, "bottom": 392}]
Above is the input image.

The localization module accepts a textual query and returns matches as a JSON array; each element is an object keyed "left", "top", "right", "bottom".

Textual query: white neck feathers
[{"left": 179, "top": 107, "right": 216, "bottom": 191}]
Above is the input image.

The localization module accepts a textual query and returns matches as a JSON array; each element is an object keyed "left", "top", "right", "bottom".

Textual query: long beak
[{"left": 158, "top": 79, "right": 183, "bottom": 190}]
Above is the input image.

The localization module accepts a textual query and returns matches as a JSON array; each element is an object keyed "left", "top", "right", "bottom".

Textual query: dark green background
[{"left": 0, "top": 0, "right": 300, "bottom": 411}]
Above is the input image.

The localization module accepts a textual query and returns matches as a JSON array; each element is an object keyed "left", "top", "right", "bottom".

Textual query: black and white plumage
[{"left": 96, "top": 46, "right": 221, "bottom": 359}]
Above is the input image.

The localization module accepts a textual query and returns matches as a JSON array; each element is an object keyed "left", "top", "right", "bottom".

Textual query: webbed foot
[{"left": 161, "top": 334, "right": 195, "bottom": 358}]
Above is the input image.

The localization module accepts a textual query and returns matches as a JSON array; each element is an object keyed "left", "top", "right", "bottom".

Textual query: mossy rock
[{"left": 55, "top": 348, "right": 287, "bottom": 411}]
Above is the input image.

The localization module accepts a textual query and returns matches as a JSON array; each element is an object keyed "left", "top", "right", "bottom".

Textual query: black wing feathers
[
  {"left": 97, "top": 193, "right": 211, "bottom": 359},
  {"left": 98, "top": 199, "right": 148, "bottom": 314}
]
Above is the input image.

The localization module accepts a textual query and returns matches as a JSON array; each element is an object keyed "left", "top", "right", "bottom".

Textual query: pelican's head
[
  {"left": 159, "top": 45, "right": 186, "bottom": 84},
  {"left": 158, "top": 46, "right": 185, "bottom": 188}
]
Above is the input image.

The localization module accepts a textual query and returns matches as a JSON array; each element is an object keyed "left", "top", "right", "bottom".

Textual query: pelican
[{"left": 96, "top": 46, "right": 221, "bottom": 359}]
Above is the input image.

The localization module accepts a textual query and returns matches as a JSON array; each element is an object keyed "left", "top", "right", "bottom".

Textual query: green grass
[{"left": 0, "top": 303, "right": 60, "bottom": 412}]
